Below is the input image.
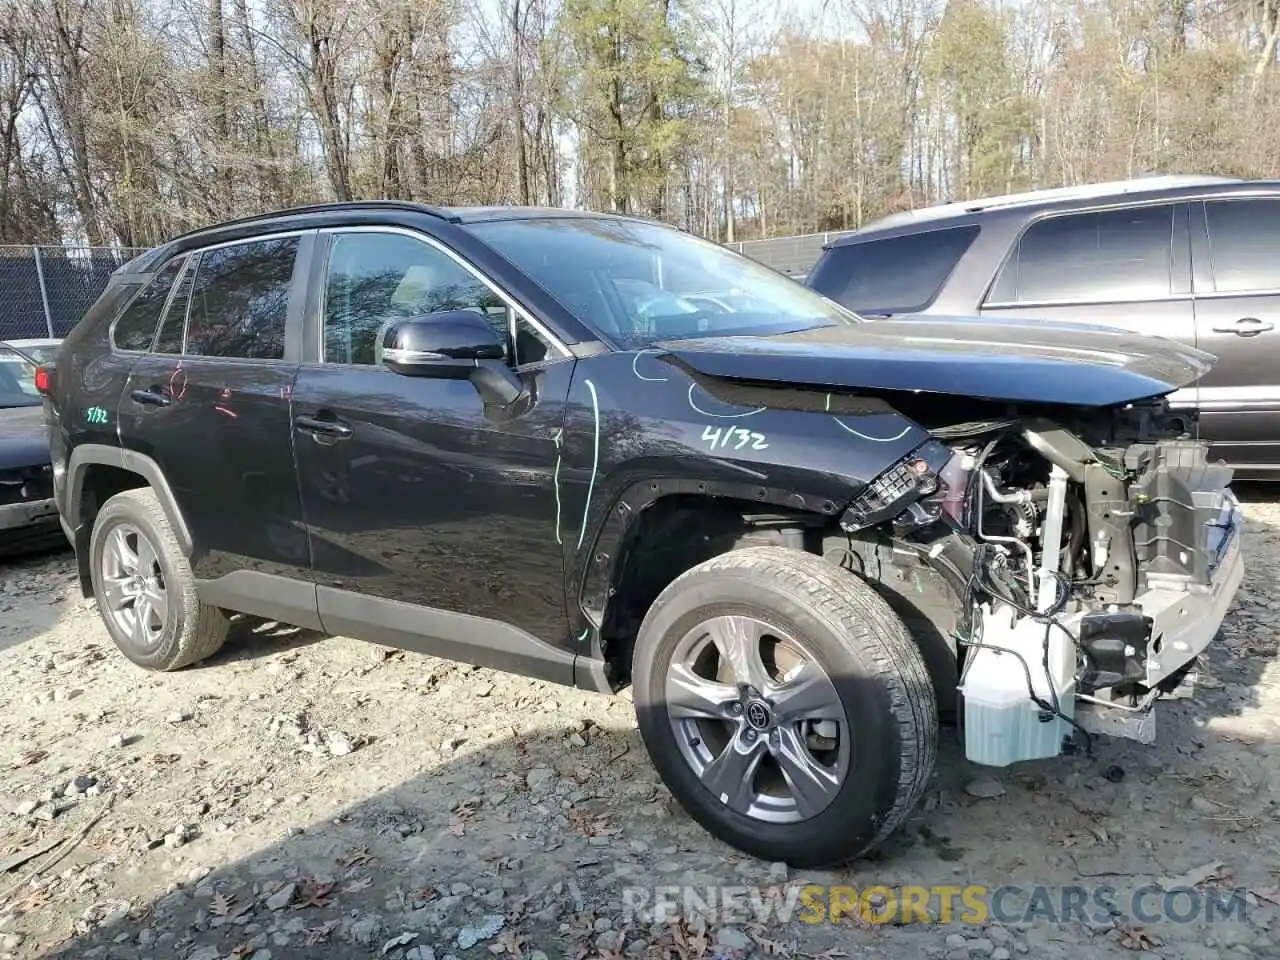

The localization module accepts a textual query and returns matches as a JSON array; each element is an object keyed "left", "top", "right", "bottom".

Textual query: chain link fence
[
  {"left": 729, "top": 229, "right": 859, "bottom": 277},
  {"left": 0, "top": 245, "right": 144, "bottom": 342}
]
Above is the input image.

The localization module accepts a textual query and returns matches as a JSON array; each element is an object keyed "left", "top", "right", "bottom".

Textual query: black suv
[
  {"left": 40, "top": 201, "right": 1244, "bottom": 867},
  {"left": 804, "top": 174, "right": 1280, "bottom": 479}
]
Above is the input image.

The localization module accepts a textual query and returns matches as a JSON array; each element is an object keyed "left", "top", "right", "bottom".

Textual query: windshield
[
  {"left": 466, "top": 217, "right": 858, "bottom": 348},
  {"left": 0, "top": 343, "right": 59, "bottom": 408}
]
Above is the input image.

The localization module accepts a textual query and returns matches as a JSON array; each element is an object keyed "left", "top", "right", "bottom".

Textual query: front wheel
[{"left": 632, "top": 546, "right": 937, "bottom": 868}]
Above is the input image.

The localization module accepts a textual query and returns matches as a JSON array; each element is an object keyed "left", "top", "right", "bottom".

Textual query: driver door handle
[
  {"left": 1212, "top": 317, "right": 1275, "bottom": 336},
  {"left": 295, "top": 415, "right": 353, "bottom": 440}
]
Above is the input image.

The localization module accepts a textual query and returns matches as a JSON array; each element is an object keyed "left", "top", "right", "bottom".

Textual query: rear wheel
[
  {"left": 632, "top": 546, "right": 937, "bottom": 867},
  {"left": 89, "top": 488, "right": 229, "bottom": 671}
]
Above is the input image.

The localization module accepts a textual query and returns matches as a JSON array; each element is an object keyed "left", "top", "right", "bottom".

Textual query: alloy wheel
[
  {"left": 665, "top": 615, "right": 850, "bottom": 823},
  {"left": 100, "top": 522, "right": 169, "bottom": 652}
]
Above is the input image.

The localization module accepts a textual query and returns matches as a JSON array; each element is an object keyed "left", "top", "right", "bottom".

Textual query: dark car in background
[
  {"left": 804, "top": 174, "right": 1280, "bottom": 478},
  {"left": 1, "top": 337, "right": 63, "bottom": 551}
]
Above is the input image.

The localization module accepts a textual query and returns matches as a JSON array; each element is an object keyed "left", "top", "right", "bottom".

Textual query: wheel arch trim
[
  {"left": 574, "top": 476, "right": 844, "bottom": 659},
  {"left": 65, "top": 444, "right": 193, "bottom": 556}
]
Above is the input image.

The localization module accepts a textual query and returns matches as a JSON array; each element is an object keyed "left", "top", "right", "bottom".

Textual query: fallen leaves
[
  {"left": 493, "top": 771, "right": 525, "bottom": 792},
  {"left": 14, "top": 886, "right": 52, "bottom": 911},
  {"left": 447, "top": 799, "right": 482, "bottom": 836},
  {"left": 1115, "top": 922, "right": 1162, "bottom": 951},
  {"left": 745, "top": 924, "right": 790, "bottom": 957},
  {"left": 1178, "top": 771, "right": 1231, "bottom": 788},
  {"left": 303, "top": 919, "right": 340, "bottom": 946},
  {"left": 1157, "top": 861, "right": 1229, "bottom": 891},
  {"left": 1064, "top": 799, "right": 1109, "bottom": 822},
  {"left": 209, "top": 892, "right": 252, "bottom": 922},
  {"left": 1055, "top": 825, "right": 1110, "bottom": 849},
  {"left": 567, "top": 809, "right": 617, "bottom": 838},
  {"left": 1217, "top": 732, "right": 1260, "bottom": 745},
  {"left": 453, "top": 800, "right": 481, "bottom": 823},
  {"left": 295, "top": 877, "right": 336, "bottom": 909},
  {"left": 488, "top": 930, "right": 528, "bottom": 958},
  {"left": 339, "top": 845, "right": 373, "bottom": 870},
  {"left": 666, "top": 918, "right": 711, "bottom": 960}
]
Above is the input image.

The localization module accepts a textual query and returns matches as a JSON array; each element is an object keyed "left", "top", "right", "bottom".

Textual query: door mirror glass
[{"left": 380, "top": 310, "right": 508, "bottom": 377}]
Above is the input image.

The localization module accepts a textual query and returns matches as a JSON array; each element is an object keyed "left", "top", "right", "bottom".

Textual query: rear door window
[
  {"left": 184, "top": 236, "right": 300, "bottom": 360},
  {"left": 987, "top": 204, "right": 1175, "bottom": 304},
  {"left": 806, "top": 225, "right": 979, "bottom": 314}
]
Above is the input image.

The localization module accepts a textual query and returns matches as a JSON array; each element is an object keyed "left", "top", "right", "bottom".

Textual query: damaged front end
[{"left": 834, "top": 398, "right": 1244, "bottom": 767}]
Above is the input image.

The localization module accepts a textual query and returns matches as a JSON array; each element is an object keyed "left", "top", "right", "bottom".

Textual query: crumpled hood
[
  {"left": 657, "top": 314, "right": 1216, "bottom": 407},
  {"left": 0, "top": 405, "right": 51, "bottom": 470}
]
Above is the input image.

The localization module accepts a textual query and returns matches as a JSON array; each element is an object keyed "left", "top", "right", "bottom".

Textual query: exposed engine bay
[{"left": 830, "top": 396, "right": 1244, "bottom": 767}]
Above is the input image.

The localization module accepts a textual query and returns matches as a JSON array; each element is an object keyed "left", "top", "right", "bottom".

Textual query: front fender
[{"left": 555, "top": 351, "right": 931, "bottom": 639}]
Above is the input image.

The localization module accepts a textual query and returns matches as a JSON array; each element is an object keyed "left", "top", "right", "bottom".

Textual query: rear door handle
[
  {"left": 295, "top": 415, "right": 353, "bottom": 440},
  {"left": 1212, "top": 317, "right": 1275, "bottom": 336},
  {"left": 130, "top": 387, "right": 171, "bottom": 407}
]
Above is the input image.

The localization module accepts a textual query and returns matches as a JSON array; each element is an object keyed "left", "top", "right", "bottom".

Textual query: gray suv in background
[{"left": 803, "top": 175, "right": 1280, "bottom": 478}]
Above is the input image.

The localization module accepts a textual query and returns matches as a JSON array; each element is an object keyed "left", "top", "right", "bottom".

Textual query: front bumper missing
[
  {"left": 1136, "top": 491, "right": 1245, "bottom": 688},
  {"left": 1076, "top": 698, "right": 1158, "bottom": 745},
  {"left": 0, "top": 496, "right": 58, "bottom": 532},
  {"left": 1073, "top": 491, "right": 1244, "bottom": 745}
]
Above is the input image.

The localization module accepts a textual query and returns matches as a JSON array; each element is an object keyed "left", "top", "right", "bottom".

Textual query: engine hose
[{"left": 1061, "top": 493, "right": 1086, "bottom": 571}]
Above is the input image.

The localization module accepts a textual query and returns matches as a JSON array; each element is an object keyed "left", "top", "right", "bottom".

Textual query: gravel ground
[{"left": 3, "top": 497, "right": 1280, "bottom": 960}]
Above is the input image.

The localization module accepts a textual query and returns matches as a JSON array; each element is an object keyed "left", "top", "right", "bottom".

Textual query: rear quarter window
[
  {"left": 807, "top": 225, "right": 980, "bottom": 314},
  {"left": 73, "top": 278, "right": 144, "bottom": 349},
  {"left": 110, "top": 257, "right": 186, "bottom": 352}
]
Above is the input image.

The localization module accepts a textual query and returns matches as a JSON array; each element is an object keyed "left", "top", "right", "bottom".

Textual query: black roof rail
[{"left": 170, "top": 199, "right": 459, "bottom": 243}]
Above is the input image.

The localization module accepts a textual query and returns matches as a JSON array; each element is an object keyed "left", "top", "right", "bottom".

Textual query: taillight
[{"left": 34, "top": 365, "right": 53, "bottom": 395}]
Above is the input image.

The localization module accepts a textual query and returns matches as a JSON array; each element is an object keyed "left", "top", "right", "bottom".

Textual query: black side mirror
[
  {"left": 380, "top": 309, "right": 525, "bottom": 407},
  {"left": 380, "top": 309, "right": 507, "bottom": 377}
]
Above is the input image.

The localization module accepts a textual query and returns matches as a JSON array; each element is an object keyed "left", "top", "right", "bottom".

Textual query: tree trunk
[{"left": 511, "top": 0, "right": 529, "bottom": 204}]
